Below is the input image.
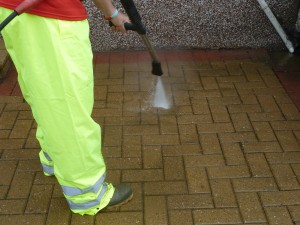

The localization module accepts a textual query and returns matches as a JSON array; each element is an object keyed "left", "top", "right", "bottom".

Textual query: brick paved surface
[{"left": 0, "top": 49, "right": 300, "bottom": 225}]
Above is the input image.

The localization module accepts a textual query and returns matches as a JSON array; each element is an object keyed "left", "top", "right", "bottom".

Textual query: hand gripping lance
[{"left": 113, "top": 0, "right": 163, "bottom": 76}]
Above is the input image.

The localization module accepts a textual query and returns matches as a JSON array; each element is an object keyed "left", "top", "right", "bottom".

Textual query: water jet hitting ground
[
  {"left": 118, "top": 0, "right": 169, "bottom": 109},
  {"left": 152, "top": 77, "right": 170, "bottom": 109}
]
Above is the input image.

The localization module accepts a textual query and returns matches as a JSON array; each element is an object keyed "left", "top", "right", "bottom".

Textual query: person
[{"left": 0, "top": 0, "right": 133, "bottom": 216}]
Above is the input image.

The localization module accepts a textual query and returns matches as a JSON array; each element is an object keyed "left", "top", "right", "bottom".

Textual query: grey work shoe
[{"left": 106, "top": 183, "right": 133, "bottom": 209}]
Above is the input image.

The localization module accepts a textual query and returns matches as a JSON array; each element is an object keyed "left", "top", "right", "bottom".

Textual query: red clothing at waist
[{"left": 0, "top": 0, "right": 87, "bottom": 21}]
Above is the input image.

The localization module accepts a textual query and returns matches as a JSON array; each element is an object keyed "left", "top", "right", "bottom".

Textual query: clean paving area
[{"left": 0, "top": 49, "right": 300, "bottom": 225}]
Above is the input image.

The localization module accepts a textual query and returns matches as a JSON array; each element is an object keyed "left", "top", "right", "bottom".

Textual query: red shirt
[{"left": 0, "top": 0, "right": 87, "bottom": 21}]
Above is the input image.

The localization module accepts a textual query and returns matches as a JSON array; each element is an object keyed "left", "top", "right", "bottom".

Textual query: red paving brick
[{"left": 0, "top": 49, "right": 299, "bottom": 224}]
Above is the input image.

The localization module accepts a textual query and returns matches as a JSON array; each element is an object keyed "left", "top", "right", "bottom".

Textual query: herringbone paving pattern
[{"left": 0, "top": 49, "right": 299, "bottom": 225}]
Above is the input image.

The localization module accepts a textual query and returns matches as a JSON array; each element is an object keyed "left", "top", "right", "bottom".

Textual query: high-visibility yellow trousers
[{"left": 0, "top": 7, "right": 114, "bottom": 215}]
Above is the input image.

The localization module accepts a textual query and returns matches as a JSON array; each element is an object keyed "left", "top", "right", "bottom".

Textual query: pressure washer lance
[
  {"left": 0, "top": 0, "right": 44, "bottom": 31},
  {"left": 110, "top": 0, "right": 163, "bottom": 76},
  {"left": 112, "top": 0, "right": 169, "bottom": 109}
]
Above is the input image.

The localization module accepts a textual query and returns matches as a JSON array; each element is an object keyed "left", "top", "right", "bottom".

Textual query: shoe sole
[{"left": 106, "top": 193, "right": 134, "bottom": 209}]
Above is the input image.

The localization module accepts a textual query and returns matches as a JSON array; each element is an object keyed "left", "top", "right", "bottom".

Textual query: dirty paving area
[{"left": 0, "top": 49, "right": 300, "bottom": 225}]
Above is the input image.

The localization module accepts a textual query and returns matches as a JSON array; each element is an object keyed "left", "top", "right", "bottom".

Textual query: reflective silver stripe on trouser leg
[
  {"left": 61, "top": 173, "right": 107, "bottom": 210},
  {"left": 43, "top": 151, "right": 52, "bottom": 162},
  {"left": 61, "top": 172, "right": 106, "bottom": 196},
  {"left": 41, "top": 163, "right": 54, "bottom": 175},
  {"left": 41, "top": 151, "right": 54, "bottom": 175},
  {"left": 67, "top": 183, "right": 108, "bottom": 210}
]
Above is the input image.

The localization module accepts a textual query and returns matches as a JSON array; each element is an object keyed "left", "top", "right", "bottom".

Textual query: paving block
[
  {"left": 25, "top": 185, "right": 53, "bottom": 213},
  {"left": 222, "top": 143, "right": 247, "bottom": 165},
  {"left": 265, "top": 206, "right": 294, "bottom": 225},
  {"left": 210, "top": 179, "right": 237, "bottom": 207},
  {"left": 7, "top": 171, "right": 35, "bottom": 199},
  {"left": 207, "top": 165, "right": 250, "bottom": 179},
  {"left": 96, "top": 212, "right": 143, "bottom": 225},
  {"left": 46, "top": 198, "right": 71, "bottom": 225},
  {"left": 271, "top": 164, "right": 300, "bottom": 190},
  {"left": 193, "top": 208, "right": 242, "bottom": 224},
  {"left": 144, "top": 196, "right": 168, "bottom": 225},
  {"left": 122, "top": 169, "right": 163, "bottom": 182},
  {"left": 169, "top": 210, "right": 193, "bottom": 225},
  {"left": 168, "top": 194, "right": 213, "bottom": 209},
  {"left": 0, "top": 199, "right": 27, "bottom": 214},
  {"left": 144, "top": 181, "right": 188, "bottom": 195},
  {"left": 143, "top": 146, "right": 163, "bottom": 168},
  {"left": 163, "top": 156, "right": 185, "bottom": 180},
  {"left": 0, "top": 215, "right": 46, "bottom": 225},
  {"left": 232, "top": 178, "right": 278, "bottom": 192},
  {"left": 70, "top": 214, "right": 94, "bottom": 225},
  {"left": 0, "top": 161, "right": 17, "bottom": 185},
  {"left": 246, "top": 153, "right": 273, "bottom": 177},
  {"left": 185, "top": 167, "right": 210, "bottom": 194},
  {"left": 260, "top": 190, "right": 300, "bottom": 206},
  {"left": 237, "top": 192, "right": 267, "bottom": 223}
]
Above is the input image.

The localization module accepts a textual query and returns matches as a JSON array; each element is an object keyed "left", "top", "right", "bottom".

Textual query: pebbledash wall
[{"left": 84, "top": 0, "right": 300, "bottom": 52}]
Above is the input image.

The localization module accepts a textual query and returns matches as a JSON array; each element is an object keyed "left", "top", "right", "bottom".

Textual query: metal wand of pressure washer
[{"left": 117, "top": 0, "right": 163, "bottom": 76}]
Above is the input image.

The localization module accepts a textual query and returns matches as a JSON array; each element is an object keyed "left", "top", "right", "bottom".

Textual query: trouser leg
[{"left": 0, "top": 8, "right": 114, "bottom": 215}]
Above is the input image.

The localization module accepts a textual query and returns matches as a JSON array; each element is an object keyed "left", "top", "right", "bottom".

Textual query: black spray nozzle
[{"left": 152, "top": 61, "right": 163, "bottom": 76}]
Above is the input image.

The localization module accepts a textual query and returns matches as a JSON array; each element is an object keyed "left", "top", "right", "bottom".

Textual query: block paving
[{"left": 0, "top": 49, "right": 300, "bottom": 225}]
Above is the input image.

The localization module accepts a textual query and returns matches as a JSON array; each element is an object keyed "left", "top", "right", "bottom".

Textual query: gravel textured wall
[{"left": 84, "top": 0, "right": 300, "bottom": 52}]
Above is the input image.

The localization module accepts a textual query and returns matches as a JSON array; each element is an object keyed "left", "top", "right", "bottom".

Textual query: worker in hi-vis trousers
[{"left": 0, "top": 0, "right": 133, "bottom": 215}]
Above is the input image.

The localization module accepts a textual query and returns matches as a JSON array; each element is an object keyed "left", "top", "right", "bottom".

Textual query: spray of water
[{"left": 152, "top": 76, "right": 170, "bottom": 109}]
